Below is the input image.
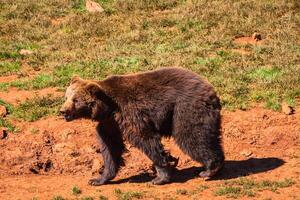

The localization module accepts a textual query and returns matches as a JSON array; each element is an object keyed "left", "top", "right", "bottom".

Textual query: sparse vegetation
[
  {"left": 214, "top": 178, "right": 296, "bottom": 198},
  {"left": 99, "top": 195, "right": 108, "bottom": 200},
  {"left": 0, "top": 61, "right": 20, "bottom": 76},
  {"left": 176, "top": 189, "right": 188, "bottom": 195},
  {"left": 12, "top": 96, "right": 63, "bottom": 122},
  {"left": 0, "top": 100, "right": 15, "bottom": 131},
  {"left": 52, "top": 196, "right": 65, "bottom": 200},
  {"left": 0, "top": 99, "right": 13, "bottom": 114},
  {"left": 0, "top": 118, "right": 15, "bottom": 132},
  {"left": 114, "top": 188, "right": 144, "bottom": 200},
  {"left": 71, "top": 185, "right": 82, "bottom": 195},
  {"left": 214, "top": 186, "right": 242, "bottom": 198},
  {"left": 188, "top": 185, "right": 209, "bottom": 196},
  {"left": 81, "top": 197, "right": 94, "bottom": 200}
]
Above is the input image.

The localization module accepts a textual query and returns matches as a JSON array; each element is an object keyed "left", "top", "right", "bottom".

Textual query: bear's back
[{"left": 101, "top": 67, "right": 218, "bottom": 107}]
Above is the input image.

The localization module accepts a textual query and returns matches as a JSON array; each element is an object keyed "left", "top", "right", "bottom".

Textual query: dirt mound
[{"left": 0, "top": 117, "right": 99, "bottom": 176}]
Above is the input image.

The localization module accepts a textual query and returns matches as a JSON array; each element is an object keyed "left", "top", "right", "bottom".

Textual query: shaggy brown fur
[{"left": 60, "top": 67, "right": 224, "bottom": 186}]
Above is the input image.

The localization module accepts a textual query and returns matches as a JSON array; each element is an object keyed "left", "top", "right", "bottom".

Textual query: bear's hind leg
[
  {"left": 173, "top": 104, "right": 224, "bottom": 179},
  {"left": 175, "top": 132, "right": 224, "bottom": 179},
  {"left": 130, "top": 135, "right": 173, "bottom": 185}
]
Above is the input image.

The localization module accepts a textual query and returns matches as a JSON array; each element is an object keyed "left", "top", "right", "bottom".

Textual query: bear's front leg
[{"left": 89, "top": 118, "right": 125, "bottom": 186}]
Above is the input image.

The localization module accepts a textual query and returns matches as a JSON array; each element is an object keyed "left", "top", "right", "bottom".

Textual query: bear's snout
[{"left": 60, "top": 103, "right": 74, "bottom": 121}]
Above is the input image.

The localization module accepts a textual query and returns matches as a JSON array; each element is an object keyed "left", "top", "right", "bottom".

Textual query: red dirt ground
[
  {"left": 0, "top": 105, "right": 299, "bottom": 200},
  {"left": 233, "top": 36, "right": 265, "bottom": 45},
  {"left": 0, "top": 87, "right": 63, "bottom": 106}
]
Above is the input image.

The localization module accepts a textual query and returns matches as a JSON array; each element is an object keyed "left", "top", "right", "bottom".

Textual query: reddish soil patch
[
  {"left": 0, "top": 107, "right": 300, "bottom": 199},
  {"left": 0, "top": 87, "right": 63, "bottom": 105},
  {"left": 231, "top": 49, "right": 251, "bottom": 55},
  {"left": 0, "top": 75, "right": 18, "bottom": 83},
  {"left": 51, "top": 17, "right": 67, "bottom": 26},
  {"left": 233, "top": 36, "right": 265, "bottom": 45}
]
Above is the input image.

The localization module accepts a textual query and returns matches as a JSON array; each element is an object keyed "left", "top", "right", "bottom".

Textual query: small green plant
[
  {"left": 52, "top": 196, "right": 65, "bottom": 200},
  {"left": 214, "top": 186, "right": 241, "bottom": 198},
  {"left": 176, "top": 189, "right": 188, "bottom": 195},
  {"left": 29, "top": 127, "right": 39, "bottom": 134},
  {"left": 188, "top": 185, "right": 209, "bottom": 195},
  {"left": 72, "top": 185, "right": 82, "bottom": 195},
  {"left": 114, "top": 188, "right": 143, "bottom": 200},
  {"left": 99, "top": 195, "right": 108, "bottom": 200},
  {"left": 0, "top": 99, "right": 14, "bottom": 114},
  {"left": 81, "top": 197, "right": 94, "bottom": 200},
  {"left": 0, "top": 118, "right": 15, "bottom": 132}
]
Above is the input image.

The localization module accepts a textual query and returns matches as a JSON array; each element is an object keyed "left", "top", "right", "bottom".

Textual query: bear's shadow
[{"left": 110, "top": 157, "right": 285, "bottom": 184}]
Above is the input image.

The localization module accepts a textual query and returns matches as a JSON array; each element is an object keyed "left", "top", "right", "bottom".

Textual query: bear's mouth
[{"left": 63, "top": 114, "right": 74, "bottom": 122}]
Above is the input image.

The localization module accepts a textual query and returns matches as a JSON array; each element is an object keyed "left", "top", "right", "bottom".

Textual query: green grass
[
  {"left": 52, "top": 196, "right": 65, "bottom": 200},
  {"left": 71, "top": 186, "right": 82, "bottom": 195},
  {"left": 0, "top": 99, "right": 15, "bottom": 131},
  {"left": 0, "top": 61, "right": 21, "bottom": 76},
  {"left": 99, "top": 195, "right": 108, "bottom": 200},
  {"left": 214, "top": 178, "right": 296, "bottom": 198},
  {"left": 214, "top": 186, "right": 242, "bottom": 198},
  {"left": 0, "top": 0, "right": 299, "bottom": 111},
  {"left": 81, "top": 197, "right": 94, "bottom": 200},
  {"left": 0, "top": 99, "right": 14, "bottom": 114},
  {"left": 12, "top": 96, "right": 63, "bottom": 122},
  {"left": 114, "top": 188, "right": 144, "bottom": 200},
  {"left": 176, "top": 189, "right": 188, "bottom": 195},
  {"left": 187, "top": 185, "right": 209, "bottom": 196},
  {"left": 0, "top": 118, "right": 15, "bottom": 132}
]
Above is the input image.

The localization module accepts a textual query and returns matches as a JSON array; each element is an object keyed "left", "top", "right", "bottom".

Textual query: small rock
[
  {"left": 60, "top": 128, "right": 77, "bottom": 140},
  {"left": 282, "top": 102, "right": 294, "bottom": 115},
  {"left": 252, "top": 32, "right": 262, "bottom": 41},
  {"left": 0, "top": 128, "right": 8, "bottom": 139},
  {"left": 19, "top": 49, "right": 33, "bottom": 55},
  {"left": 83, "top": 146, "right": 95, "bottom": 153},
  {"left": 91, "top": 158, "right": 102, "bottom": 173},
  {"left": 54, "top": 142, "right": 74, "bottom": 153},
  {"left": 240, "top": 150, "right": 252, "bottom": 157},
  {"left": 0, "top": 105, "right": 7, "bottom": 117},
  {"left": 86, "top": 0, "right": 104, "bottom": 13}
]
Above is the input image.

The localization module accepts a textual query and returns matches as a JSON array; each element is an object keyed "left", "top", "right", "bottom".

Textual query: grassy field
[{"left": 0, "top": 0, "right": 299, "bottom": 121}]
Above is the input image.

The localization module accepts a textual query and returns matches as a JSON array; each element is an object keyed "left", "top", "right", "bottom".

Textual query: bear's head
[{"left": 60, "top": 76, "right": 115, "bottom": 121}]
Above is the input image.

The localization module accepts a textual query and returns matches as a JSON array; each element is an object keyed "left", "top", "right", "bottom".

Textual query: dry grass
[{"left": 0, "top": 0, "right": 299, "bottom": 111}]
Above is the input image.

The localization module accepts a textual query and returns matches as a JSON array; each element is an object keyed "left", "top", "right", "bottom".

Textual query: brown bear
[{"left": 60, "top": 67, "right": 224, "bottom": 186}]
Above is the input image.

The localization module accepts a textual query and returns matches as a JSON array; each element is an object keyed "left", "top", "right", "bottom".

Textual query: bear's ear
[
  {"left": 85, "top": 82, "right": 104, "bottom": 98},
  {"left": 71, "top": 75, "right": 84, "bottom": 84},
  {"left": 85, "top": 82, "right": 117, "bottom": 109}
]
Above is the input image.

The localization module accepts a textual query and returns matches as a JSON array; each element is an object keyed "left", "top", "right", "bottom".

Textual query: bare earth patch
[
  {"left": 0, "top": 87, "right": 63, "bottom": 106},
  {"left": 233, "top": 36, "right": 265, "bottom": 46},
  {"left": 0, "top": 108, "right": 299, "bottom": 199},
  {"left": 0, "top": 75, "right": 19, "bottom": 83},
  {"left": 231, "top": 49, "right": 251, "bottom": 55}
]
